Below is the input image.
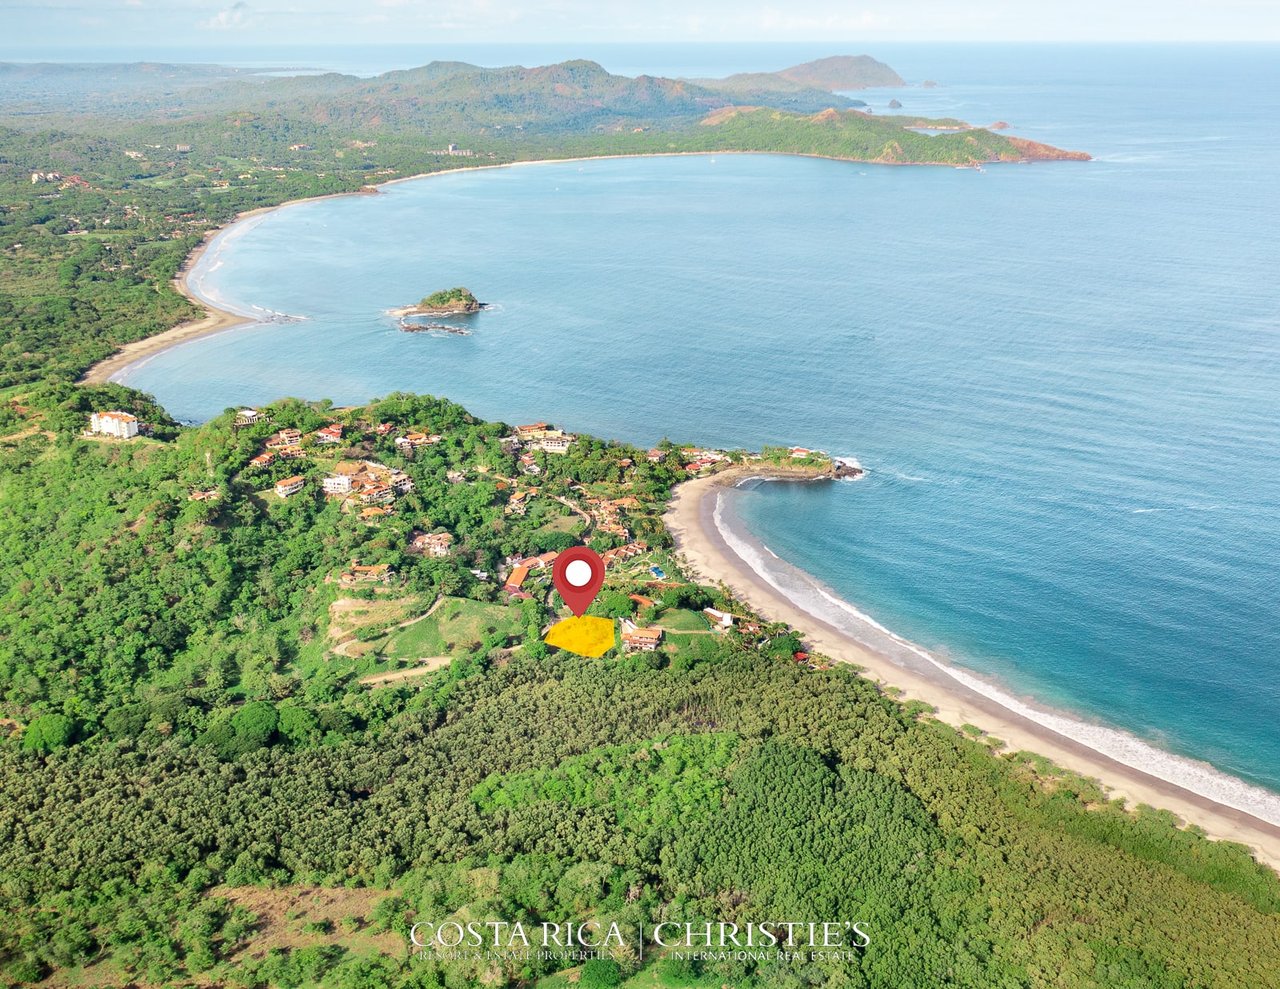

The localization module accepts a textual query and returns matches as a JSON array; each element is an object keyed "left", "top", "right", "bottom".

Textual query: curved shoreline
[
  {"left": 666, "top": 466, "right": 1280, "bottom": 871},
  {"left": 79, "top": 148, "right": 1082, "bottom": 386},
  {"left": 77, "top": 150, "right": 1280, "bottom": 869}
]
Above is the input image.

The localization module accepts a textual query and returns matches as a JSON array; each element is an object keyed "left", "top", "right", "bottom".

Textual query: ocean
[{"left": 116, "top": 44, "right": 1280, "bottom": 815}]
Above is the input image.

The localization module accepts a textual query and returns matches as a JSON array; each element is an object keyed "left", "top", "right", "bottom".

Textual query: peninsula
[{"left": 4, "top": 391, "right": 1280, "bottom": 988}]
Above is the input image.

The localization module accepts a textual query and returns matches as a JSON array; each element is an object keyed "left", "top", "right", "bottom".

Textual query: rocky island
[{"left": 388, "top": 287, "right": 486, "bottom": 318}]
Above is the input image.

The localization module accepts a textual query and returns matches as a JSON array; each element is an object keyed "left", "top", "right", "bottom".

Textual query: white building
[
  {"left": 88, "top": 411, "right": 139, "bottom": 439},
  {"left": 322, "top": 475, "right": 353, "bottom": 495}
]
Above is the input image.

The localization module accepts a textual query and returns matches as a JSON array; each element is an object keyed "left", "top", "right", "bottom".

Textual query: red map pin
[{"left": 552, "top": 546, "right": 606, "bottom": 616}]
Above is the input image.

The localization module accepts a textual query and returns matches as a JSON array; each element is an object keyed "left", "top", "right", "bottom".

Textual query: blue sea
[{"left": 117, "top": 44, "right": 1280, "bottom": 820}]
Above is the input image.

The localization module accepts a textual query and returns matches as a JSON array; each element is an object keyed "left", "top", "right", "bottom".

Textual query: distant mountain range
[{"left": 0, "top": 55, "right": 900, "bottom": 132}]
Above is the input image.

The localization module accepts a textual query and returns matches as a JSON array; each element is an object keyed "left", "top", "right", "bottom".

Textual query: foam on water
[{"left": 712, "top": 487, "right": 1280, "bottom": 826}]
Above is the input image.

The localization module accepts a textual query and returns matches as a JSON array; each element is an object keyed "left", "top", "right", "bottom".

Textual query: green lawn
[
  {"left": 382, "top": 596, "right": 524, "bottom": 659},
  {"left": 654, "top": 608, "right": 710, "bottom": 632}
]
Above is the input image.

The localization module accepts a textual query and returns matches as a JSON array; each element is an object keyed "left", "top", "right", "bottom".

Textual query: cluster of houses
[
  {"left": 86, "top": 410, "right": 140, "bottom": 440},
  {"left": 501, "top": 550, "right": 562, "bottom": 599},
  {"left": 680, "top": 448, "right": 731, "bottom": 474},
  {"left": 320, "top": 460, "right": 414, "bottom": 511},
  {"left": 585, "top": 495, "right": 641, "bottom": 539},
  {"left": 601, "top": 540, "right": 649, "bottom": 569},
  {"left": 31, "top": 171, "right": 92, "bottom": 190},
  {"left": 407, "top": 530, "right": 454, "bottom": 557},
  {"left": 394, "top": 431, "right": 442, "bottom": 456}
]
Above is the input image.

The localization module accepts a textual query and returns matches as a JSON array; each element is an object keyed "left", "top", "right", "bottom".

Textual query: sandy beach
[
  {"left": 73, "top": 150, "right": 1280, "bottom": 870},
  {"left": 76, "top": 148, "right": 1043, "bottom": 387},
  {"left": 666, "top": 466, "right": 1280, "bottom": 871},
  {"left": 77, "top": 204, "right": 280, "bottom": 386}
]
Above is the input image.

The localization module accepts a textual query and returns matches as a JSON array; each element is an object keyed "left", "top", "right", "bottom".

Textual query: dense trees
[{"left": 3, "top": 649, "right": 1280, "bottom": 986}]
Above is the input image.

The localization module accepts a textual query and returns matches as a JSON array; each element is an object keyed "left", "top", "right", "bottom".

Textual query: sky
[{"left": 1, "top": 0, "right": 1277, "bottom": 47}]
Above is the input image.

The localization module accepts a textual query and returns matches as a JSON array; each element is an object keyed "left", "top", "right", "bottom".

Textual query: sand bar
[{"left": 666, "top": 466, "right": 1280, "bottom": 872}]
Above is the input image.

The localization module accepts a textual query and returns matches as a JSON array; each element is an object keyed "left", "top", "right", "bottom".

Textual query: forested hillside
[{"left": 2, "top": 393, "right": 1280, "bottom": 988}]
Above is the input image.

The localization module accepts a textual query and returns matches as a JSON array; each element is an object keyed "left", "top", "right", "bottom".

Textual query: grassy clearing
[{"left": 382, "top": 596, "right": 524, "bottom": 660}]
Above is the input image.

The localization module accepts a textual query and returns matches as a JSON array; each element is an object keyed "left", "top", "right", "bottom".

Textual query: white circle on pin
[{"left": 565, "top": 559, "right": 594, "bottom": 587}]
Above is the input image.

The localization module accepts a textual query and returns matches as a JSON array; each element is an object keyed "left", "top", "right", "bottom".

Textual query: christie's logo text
[{"left": 409, "top": 920, "right": 871, "bottom": 963}]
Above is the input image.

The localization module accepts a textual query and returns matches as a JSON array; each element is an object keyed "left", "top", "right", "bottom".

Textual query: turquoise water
[{"left": 121, "top": 45, "right": 1280, "bottom": 814}]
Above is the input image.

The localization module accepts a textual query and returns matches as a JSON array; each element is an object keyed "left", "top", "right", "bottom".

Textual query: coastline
[
  {"left": 665, "top": 466, "right": 1280, "bottom": 871},
  {"left": 78, "top": 148, "right": 1082, "bottom": 387},
  {"left": 74, "top": 144, "right": 1277, "bottom": 865}
]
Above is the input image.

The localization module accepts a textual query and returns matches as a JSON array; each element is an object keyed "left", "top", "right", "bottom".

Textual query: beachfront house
[
  {"left": 274, "top": 475, "right": 305, "bottom": 498},
  {"left": 704, "top": 608, "right": 735, "bottom": 631},
  {"left": 88, "top": 411, "right": 139, "bottom": 439}
]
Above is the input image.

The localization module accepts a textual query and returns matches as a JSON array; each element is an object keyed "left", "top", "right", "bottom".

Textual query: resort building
[
  {"left": 88, "top": 411, "right": 139, "bottom": 439},
  {"left": 530, "top": 430, "right": 574, "bottom": 454},
  {"left": 602, "top": 541, "right": 649, "bottom": 569},
  {"left": 274, "top": 475, "right": 305, "bottom": 498}
]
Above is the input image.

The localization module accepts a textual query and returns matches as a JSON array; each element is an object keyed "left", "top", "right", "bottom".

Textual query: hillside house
[
  {"left": 322, "top": 474, "right": 353, "bottom": 495},
  {"left": 88, "top": 411, "right": 139, "bottom": 439},
  {"left": 342, "top": 563, "right": 395, "bottom": 584},
  {"left": 314, "top": 424, "right": 343, "bottom": 444},
  {"left": 621, "top": 619, "right": 664, "bottom": 653},
  {"left": 409, "top": 531, "right": 454, "bottom": 557},
  {"left": 274, "top": 475, "right": 305, "bottom": 498}
]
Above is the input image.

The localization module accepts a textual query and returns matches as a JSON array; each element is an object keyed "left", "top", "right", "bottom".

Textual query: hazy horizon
[{"left": 1, "top": 0, "right": 1277, "bottom": 49}]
